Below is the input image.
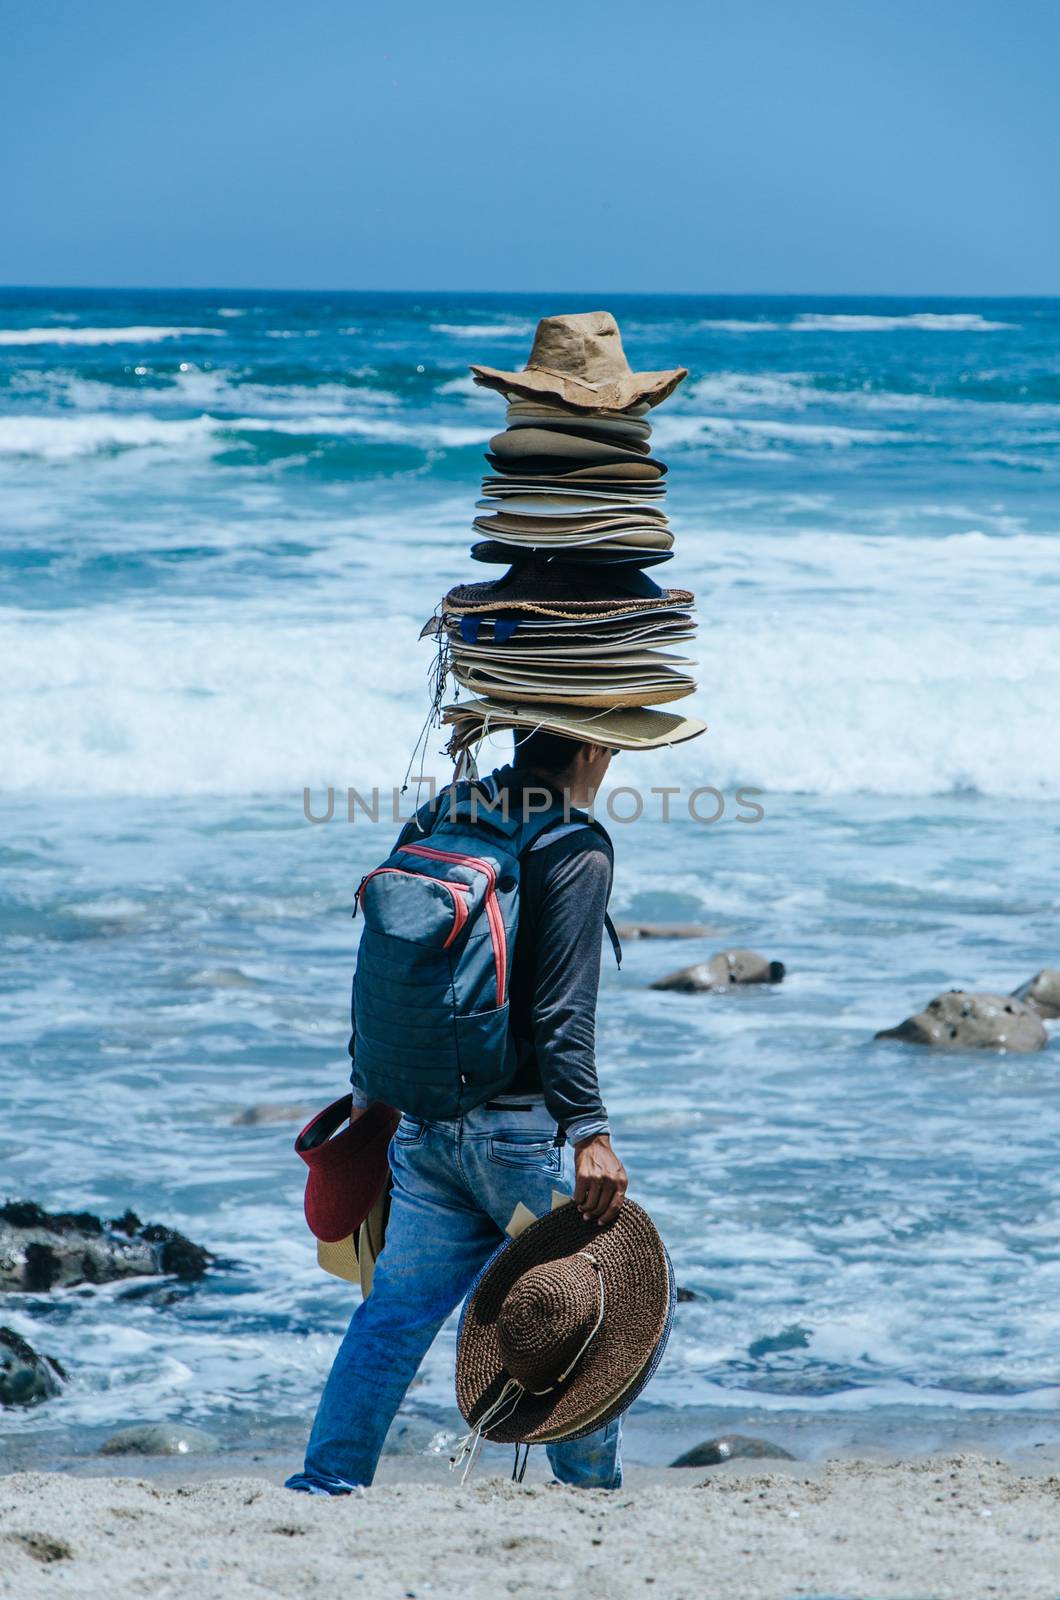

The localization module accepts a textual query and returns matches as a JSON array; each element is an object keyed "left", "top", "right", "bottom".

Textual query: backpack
[{"left": 349, "top": 770, "right": 616, "bottom": 1120}]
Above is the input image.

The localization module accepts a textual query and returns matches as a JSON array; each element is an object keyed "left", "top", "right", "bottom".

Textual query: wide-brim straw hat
[
  {"left": 447, "top": 614, "right": 696, "bottom": 651},
  {"left": 444, "top": 562, "right": 694, "bottom": 617},
  {"left": 450, "top": 633, "right": 696, "bottom": 660},
  {"left": 506, "top": 398, "right": 654, "bottom": 437},
  {"left": 481, "top": 478, "right": 667, "bottom": 499},
  {"left": 506, "top": 412, "right": 653, "bottom": 445},
  {"left": 472, "top": 516, "right": 672, "bottom": 544},
  {"left": 469, "top": 539, "right": 675, "bottom": 570},
  {"left": 489, "top": 428, "right": 662, "bottom": 468},
  {"left": 469, "top": 312, "right": 687, "bottom": 414},
  {"left": 450, "top": 671, "right": 696, "bottom": 710},
  {"left": 442, "top": 697, "right": 707, "bottom": 753},
  {"left": 455, "top": 1199, "right": 675, "bottom": 1445},
  {"left": 487, "top": 459, "right": 666, "bottom": 483},
  {"left": 475, "top": 497, "right": 669, "bottom": 522}
]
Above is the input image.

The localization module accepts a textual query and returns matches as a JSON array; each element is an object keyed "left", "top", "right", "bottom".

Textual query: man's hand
[{"left": 573, "top": 1133, "right": 628, "bottom": 1227}]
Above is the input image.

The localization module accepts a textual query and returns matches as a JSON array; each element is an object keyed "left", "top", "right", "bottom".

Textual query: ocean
[{"left": 2, "top": 288, "right": 1059, "bottom": 1468}]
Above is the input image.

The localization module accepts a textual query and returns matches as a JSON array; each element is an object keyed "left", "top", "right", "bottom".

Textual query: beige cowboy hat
[
  {"left": 470, "top": 312, "right": 687, "bottom": 414},
  {"left": 442, "top": 697, "right": 706, "bottom": 754},
  {"left": 454, "top": 1199, "right": 674, "bottom": 1448}
]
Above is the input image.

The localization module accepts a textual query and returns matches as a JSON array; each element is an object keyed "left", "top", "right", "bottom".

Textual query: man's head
[{"left": 512, "top": 728, "right": 614, "bottom": 807}]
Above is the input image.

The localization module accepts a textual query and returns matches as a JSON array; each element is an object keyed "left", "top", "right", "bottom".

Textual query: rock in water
[
  {"left": 230, "top": 1102, "right": 312, "bottom": 1126},
  {"left": 100, "top": 1423, "right": 219, "bottom": 1456},
  {"left": 0, "top": 1201, "right": 214, "bottom": 1291},
  {"left": 0, "top": 1326, "right": 66, "bottom": 1406},
  {"left": 615, "top": 923, "right": 716, "bottom": 940},
  {"left": 1011, "top": 969, "right": 1060, "bottom": 1020},
  {"left": 651, "top": 949, "right": 786, "bottom": 992},
  {"left": 875, "top": 991, "right": 1047, "bottom": 1053},
  {"left": 670, "top": 1434, "right": 796, "bottom": 1468}
]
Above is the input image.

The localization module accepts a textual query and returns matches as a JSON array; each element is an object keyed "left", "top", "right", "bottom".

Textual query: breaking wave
[{"left": 0, "top": 325, "right": 224, "bottom": 347}]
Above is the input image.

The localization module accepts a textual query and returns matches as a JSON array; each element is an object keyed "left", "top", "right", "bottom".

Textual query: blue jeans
[{"left": 286, "top": 1099, "right": 623, "bottom": 1493}]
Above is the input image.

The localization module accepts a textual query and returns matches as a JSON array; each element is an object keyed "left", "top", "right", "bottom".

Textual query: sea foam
[
  {"left": 793, "top": 312, "right": 1014, "bottom": 332},
  {"left": 3, "top": 576, "right": 1057, "bottom": 799},
  {"left": 0, "top": 326, "right": 224, "bottom": 346},
  {"left": 429, "top": 322, "right": 535, "bottom": 338},
  {"left": 0, "top": 413, "right": 218, "bottom": 460}
]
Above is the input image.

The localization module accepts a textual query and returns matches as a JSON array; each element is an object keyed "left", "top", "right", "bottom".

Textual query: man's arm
[{"left": 529, "top": 835, "right": 628, "bottom": 1226}]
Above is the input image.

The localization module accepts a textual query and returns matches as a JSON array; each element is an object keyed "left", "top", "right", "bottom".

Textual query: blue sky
[{"left": 1, "top": 0, "right": 1057, "bottom": 293}]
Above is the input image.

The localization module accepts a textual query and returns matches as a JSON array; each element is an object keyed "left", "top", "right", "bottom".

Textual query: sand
[{"left": 2, "top": 1455, "right": 1059, "bottom": 1599}]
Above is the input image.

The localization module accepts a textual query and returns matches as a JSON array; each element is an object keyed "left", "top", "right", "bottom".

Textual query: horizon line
[{"left": 1, "top": 284, "right": 1059, "bottom": 302}]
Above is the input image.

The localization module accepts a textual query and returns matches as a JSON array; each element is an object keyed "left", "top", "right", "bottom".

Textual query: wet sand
[{"left": 2, "top": 1455, "right": 1059, "bottom": 1599}]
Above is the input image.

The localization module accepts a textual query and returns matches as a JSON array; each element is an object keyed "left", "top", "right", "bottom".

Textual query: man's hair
[{"left": 512, "top": 727, "right": 585, "bottom": 776}]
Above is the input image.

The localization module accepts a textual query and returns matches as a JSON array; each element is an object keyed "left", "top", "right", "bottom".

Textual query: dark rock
[
  {"left": 6, "top": 1532, "right": 73, "bottom": 1563},
  {"left": 615, "top": 922, "right": 716, "bottom": 940},
  {"left": 0, "top": 1200, "right": 214, "bottom": 1291},
  {"left": 651, "top": 949, "right": 786, "bottom": 993},
  {"left": 1011, "top": 969, "right": 1060, "bottom": 1020},
  {"left": 100, "top": 1423, "right": 219, "bottom": 1456},
  {"left": 231, "top": 1102, "right": 312, "bottom": 1127},
  {"left": 676, "top": 1286, "right": 697, "bottom": 1302},
  {"left": 875, "top": 991, "right": 1047, "bottom": 1053},
  {"left": 0, "top": 1326, "right": 66, "bottom": 1406},
  {"left": 670, "top": 1434, "right": 796, "bottom": 1468}
]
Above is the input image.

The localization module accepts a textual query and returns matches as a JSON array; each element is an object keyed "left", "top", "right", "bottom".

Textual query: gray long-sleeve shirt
[{"left": 505, "top": 815, "right": 613, "bottom": 1141}]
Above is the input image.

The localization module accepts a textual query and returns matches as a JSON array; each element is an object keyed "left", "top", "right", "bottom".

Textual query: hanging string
[
  {"left": 400, "top": 613, "right": 452, "bottom": 797},
  {"left": 448, "top": 1254, "right": 606, "bottom": 1483}
]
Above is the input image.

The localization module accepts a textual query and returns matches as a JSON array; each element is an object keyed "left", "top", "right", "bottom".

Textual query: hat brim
[
  {"left": 455, "top": 1199, "right": 675, "bottom": 1444},
  {"left": 442, "top": 697, "right": 707, "bottom": 752},
  {"left": 475, "top": 497, "right": 669, "bottom": 521},
  {"left": 470, "top": 364, "right": 687, "bottom": 414},
  {"left": 445, "top": 570, "right": 693, "bottom": 614},
  {"left": 485, "top": 457, "right": 666, "bottom": 481},
  {"left": 469, "top": 540, "right": 676, "bottom": 571},
  {"left": 488, "top": 429, "right": 664, "bottom": 468}
]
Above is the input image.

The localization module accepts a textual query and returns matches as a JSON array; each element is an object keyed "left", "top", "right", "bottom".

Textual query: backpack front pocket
[
  {"left": 397, "top": 842, "right": 507, "bottom": 1005},
  {"left": 357, "top": 867, "right": 470, "bottom": 949}
]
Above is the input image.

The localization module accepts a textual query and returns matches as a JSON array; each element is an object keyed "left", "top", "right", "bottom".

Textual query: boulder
[
  {"left": 0, "top": 1201, "right": 214, "bottom": 1291},
  {"left": 875, "top": 991, "right": 1047, "bottom": 1053},
  {"left": 100, "top": 1423, "right": 219, "bottom": 1456},
  {"left": 670, "top": 1434, "right": 796, "bottom": 1468},
  {"left": 615, "top": 923, "right": 716, "bottom": 940},
  {"left": 1011, "top": 969, "right": 1060, "bottom": 1020},
  {"left": 0, "top": 1326, "right": 66, "bottom": 1406},
  {"left": 651, "top": 949, "right": 786, "bottom": 993}
]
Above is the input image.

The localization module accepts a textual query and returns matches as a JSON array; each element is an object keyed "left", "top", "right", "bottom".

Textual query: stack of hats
[{"left": 432, "top": 312, "right": 707, "bottom": 756}]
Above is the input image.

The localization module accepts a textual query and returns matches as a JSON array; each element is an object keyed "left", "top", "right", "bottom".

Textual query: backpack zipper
[
  {"left": 357, "top": 866, "right": 471, "bottom": 949},
  {"left": 396, "top": 842, "right": 508, "bottom": 1006}
]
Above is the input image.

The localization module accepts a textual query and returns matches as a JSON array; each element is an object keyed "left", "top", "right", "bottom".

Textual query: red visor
[{"left": 295, "top": 1096, "right": 399, "bottom": 1244}]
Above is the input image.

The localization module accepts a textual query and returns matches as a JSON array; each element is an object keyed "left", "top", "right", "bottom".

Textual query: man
[{"left": 286, "top": 732, "right": 629, "bottom": 1494}]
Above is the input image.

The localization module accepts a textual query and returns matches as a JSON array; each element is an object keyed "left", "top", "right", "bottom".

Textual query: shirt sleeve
[{"left": 527, "top": 833, "right": 613, "bottom": 1139}]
